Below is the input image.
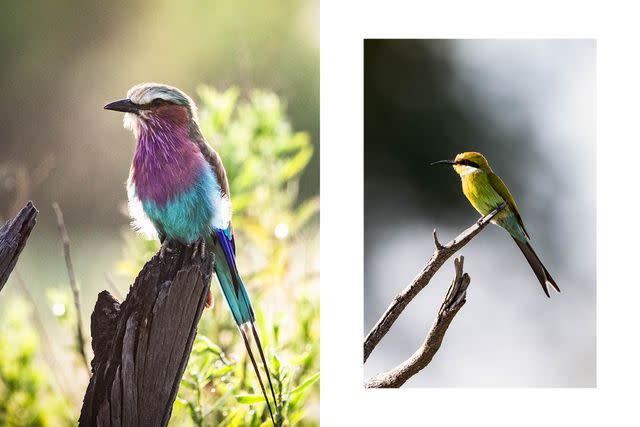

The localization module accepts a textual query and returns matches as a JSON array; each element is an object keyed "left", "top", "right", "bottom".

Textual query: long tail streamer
[
  {"left": 239, "top": 324, "right": 277, "bottom": 425},
  {"left": 213, "top": 228, "right": 278, "bottom": 424},
  {"left": 251, "top": 322, "right": 278, "bottom": 408}
]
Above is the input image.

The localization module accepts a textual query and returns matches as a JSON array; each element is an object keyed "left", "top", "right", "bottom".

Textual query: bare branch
[
  {"left": 432, "top": 228, "right": 444, "bottom": 250},
  {"left": 365, "top": 256, "right": 470, "bottom": 388},
  {"left": 52, "top": 202, "right": 90, "bottom": 372},
  {"left": 363, "top": 203, "right": 504, "bottom": 362},
  {"left": 0, "top": 201, "right": 38, "bottom": 292}
]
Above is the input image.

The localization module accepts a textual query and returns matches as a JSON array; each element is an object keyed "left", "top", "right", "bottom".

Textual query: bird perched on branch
[
  {"left": 432, "top": 152, "right": 560, "bottom": 297},
  {"left": 105, "top": 83, "right": 278, "bottom": 423}
]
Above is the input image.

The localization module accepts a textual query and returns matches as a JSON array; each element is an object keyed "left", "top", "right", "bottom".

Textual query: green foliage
[
  {"left": 119, "top": 87, "right": 319, "bottom": 426},
  {"left": 0, "top": 299, "right": 74, "bottom": 427},
  {"left": 1, "top": 86, "right": 319, "bottom": 426}
]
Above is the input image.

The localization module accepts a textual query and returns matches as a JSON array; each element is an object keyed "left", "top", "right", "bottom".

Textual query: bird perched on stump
[
  {"left": 105, "top": 83, "right": 278, "bottom": 423},
  {"left": 432, "top": 152, "right": 560, "bottom": 297}
]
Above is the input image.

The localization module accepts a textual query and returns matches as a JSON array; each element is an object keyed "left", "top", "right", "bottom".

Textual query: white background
[{"left": 321, "top": 0, "right": 639, "bottom": 425}]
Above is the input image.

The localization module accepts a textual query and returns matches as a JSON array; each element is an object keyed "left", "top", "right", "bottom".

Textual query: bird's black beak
[
  {"left": 430, "top": 159, "right": 456, "bottom": 166},
  {"left": 104, "top": 98, "right": 139, "bottom": 114}
]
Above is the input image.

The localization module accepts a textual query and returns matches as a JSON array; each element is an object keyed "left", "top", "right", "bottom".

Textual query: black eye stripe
[
  {"left": 457, "top": 159, "right": 480, "bottom": 168},
  {"left": 137, "top": 98, "right": 173, "bottom": 109}
]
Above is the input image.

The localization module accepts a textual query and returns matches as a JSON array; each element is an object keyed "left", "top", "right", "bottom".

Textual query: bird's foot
[
  {"left": 191, "top": 238, "right": 207, "bottom": 260},
  {"left": 159, "top": 240, "right": 173, "bottom": 259}
]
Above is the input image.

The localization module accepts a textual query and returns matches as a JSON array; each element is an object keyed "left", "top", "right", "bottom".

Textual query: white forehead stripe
[
  {"left": 130, "top": 88, "right": 177, "bottom": 105},
  {"left": 126, "top": 83, "right": 193, "bottom": 107}
]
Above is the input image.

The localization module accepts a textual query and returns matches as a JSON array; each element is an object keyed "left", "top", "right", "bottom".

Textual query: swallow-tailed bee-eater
[
  {"left": 431, "top": 152, "right": 560, "bottom": 297},
  {"left": 105, "top": 83, "right": 278, "bottom": 423}
]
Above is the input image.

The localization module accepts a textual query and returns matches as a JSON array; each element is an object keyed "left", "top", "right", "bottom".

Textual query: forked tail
[
  {"left": 238, "top": 323, "right": 279, "bottom": 425},
  {"left": 213, "top": 229, "right": 278, "bottom": 424},
  {"left": 512, "top": 237, "right": 560, "bottom": 297}
]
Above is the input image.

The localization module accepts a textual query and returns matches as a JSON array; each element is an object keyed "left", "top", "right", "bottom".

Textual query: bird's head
[
  {"left": 104, "top": 83, "right": 198, "bottom": 138},
  {"left": 431, "top": 151, "right": 492, "bottom": 177}
]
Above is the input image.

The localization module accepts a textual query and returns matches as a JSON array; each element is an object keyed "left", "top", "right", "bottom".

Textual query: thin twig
[
  {"left": 52, "top": 202, "right": 90, "bottom": 372},
  {"left": 365, "top": 256, "right": 471, "bottom": 388},
  {"left": 363, "top": 203, "right": 505, "bottom": 363}
]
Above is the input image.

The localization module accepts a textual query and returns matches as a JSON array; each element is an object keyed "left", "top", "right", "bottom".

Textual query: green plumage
[
  {"left": 461, "top": 167, "right": 528, "bottom": 242},
  {"left": 435, "top": 151, "right": 560, "bottom": 297}
]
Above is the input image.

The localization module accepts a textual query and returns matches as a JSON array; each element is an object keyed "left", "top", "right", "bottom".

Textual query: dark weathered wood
[
  {"left": 0, "top": 201, "right": 38, "bottom": 292},
  {"left": 363, "top": 203, "right": 505, "bottom": 363},
  {"left": 365, "top": 256, "right": 471, "bottom": 388},
  {"left": 79, "top": 242, "right": 214, "bottom": 427}
]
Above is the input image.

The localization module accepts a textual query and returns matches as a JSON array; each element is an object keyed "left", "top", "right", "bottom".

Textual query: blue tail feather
[
  {"left": 213, "top": 228, "right": 255, "bottom": 325},
  {"left": 212, "top": 228, "right": 278, "bottom": 423}
]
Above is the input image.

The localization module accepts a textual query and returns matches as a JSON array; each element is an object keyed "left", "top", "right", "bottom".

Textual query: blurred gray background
[{"left": 364, "top": 39, "right": 596, "bottom": 387}]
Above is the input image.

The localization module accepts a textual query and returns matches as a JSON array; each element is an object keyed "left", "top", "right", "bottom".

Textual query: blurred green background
[
  {"left": 364, "top": 39, "right": 596, "bottom": 387},
  {"left": 0, "top": 1, "right": 318, "bottom": 426}
]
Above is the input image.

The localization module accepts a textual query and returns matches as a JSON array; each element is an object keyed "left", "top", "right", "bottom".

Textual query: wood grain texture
[
  {"left": 0, "top": 201, "right": 38, "bottom": 292},
  {"left": 79, "top": 242, "right": 214, "bottom": 427}
]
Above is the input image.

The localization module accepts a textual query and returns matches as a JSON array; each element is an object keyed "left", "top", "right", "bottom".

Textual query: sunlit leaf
[
  {"left": 289, "top": 410, "right": 306, "bottom": 425},
  {"left": 180, "top": 378, "right": 197, "bottom": 391},
  {"left": 235, "top": 394, "right": 266, "bottom": 404},
  {"left": 272, "top": 352, "right": 281, "bottom": 374},
  {"left": 278, "top": 145, "right": 313, "bottom": 182},
  {"left": 193, "top": 334, "right": 223, "bottom": 356},
  {"left": 274, "top": 132, "right": 310, "bottom": 156},
  {"left": 290, "top": 196, "right": 320, "bottom": 233},
  {"left": 208, "top": 364, "right": 234, "bottom": 377},
  {"left": 289, "top": 373, "right": 320, "bottom": 399}
]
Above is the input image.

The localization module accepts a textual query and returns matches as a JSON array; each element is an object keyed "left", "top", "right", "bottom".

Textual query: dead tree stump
[
  {"left": 0, "top": 201, "right": 38, "bottom": 293},
  {"left": 79, "top": 242, "right": 214, "bottom": 427}
]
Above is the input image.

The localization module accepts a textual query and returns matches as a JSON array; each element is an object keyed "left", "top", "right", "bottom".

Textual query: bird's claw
[
  {"left": 191, "top": 239, "right": 206, "bottom": 260},
  {"left": 159, "top": 240, "right": 173, "bottom": 259}
]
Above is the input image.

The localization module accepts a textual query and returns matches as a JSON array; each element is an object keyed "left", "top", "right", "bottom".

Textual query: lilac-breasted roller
[{"left": 105, "top": 83, "right": 277, "bottom": 423}]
